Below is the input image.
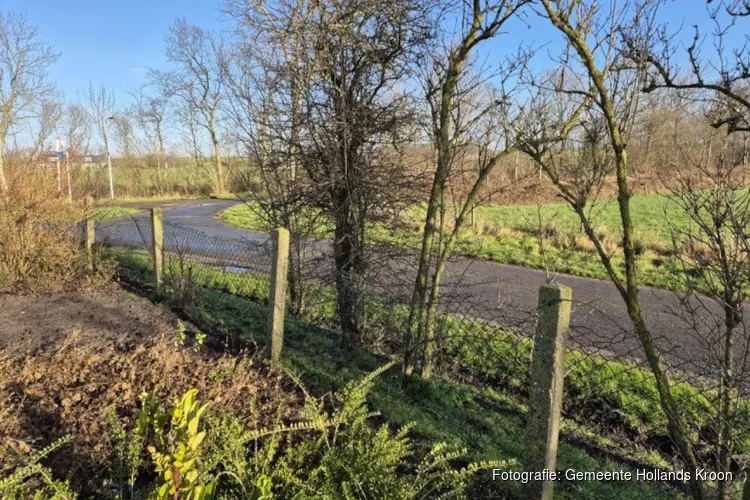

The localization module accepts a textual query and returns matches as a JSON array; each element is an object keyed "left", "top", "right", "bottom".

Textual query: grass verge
[
  {"left": 112, "top": 249, "right": 690, "bottom": 499},
  {"left": 94, "top": 206, "right": 142, "bottom": 221}
]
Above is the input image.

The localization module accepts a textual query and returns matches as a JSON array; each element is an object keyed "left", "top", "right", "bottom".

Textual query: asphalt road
[{"left": 108, "top": 199, "right": 746, "bottom": 380}]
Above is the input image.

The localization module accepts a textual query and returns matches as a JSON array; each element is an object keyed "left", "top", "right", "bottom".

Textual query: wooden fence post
[
  {"left": 524, "top": 283, "right": 572, "bottom": 500},
  {"left": 151, "top": 207, "right": 164, "bottom": 290},
  {"left": 268, "top": 228, "right": 290, "bottom": 362},
  {"left": 85, "top": 196, "right": 95, "bottom": 271}
]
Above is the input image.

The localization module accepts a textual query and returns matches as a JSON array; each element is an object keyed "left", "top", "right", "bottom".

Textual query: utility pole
[
  {"left": 105, "top": 116, "right": 115, "bottom": 199},
  {"left": 56, "top": 137, "right": 72, "bottom": 203}
]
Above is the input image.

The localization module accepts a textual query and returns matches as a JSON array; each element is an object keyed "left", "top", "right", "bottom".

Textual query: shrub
[
  {"left": 257, "top": 363, "right": 506, "bottom": 499},
  {"left": 0, "top": 436, "right": 76, "bottom": 500},
  {"left": 2, "top": 363, "right": 502, "bottom": 499},
  {"left": 0, "top": 168, "right": 112, "bottom": 292}
]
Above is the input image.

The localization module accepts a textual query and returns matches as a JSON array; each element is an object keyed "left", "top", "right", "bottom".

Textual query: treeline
[{"left": 2, "top": 2, "right": 750, "bottom": 499}]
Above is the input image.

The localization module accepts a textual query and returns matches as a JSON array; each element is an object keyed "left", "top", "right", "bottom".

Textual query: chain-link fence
[
  {"left": 96, "top": 212, "right": 273, "bottom": 304},
  {"left": 92, "top": 209, "right": 750, "bottom": 499}
]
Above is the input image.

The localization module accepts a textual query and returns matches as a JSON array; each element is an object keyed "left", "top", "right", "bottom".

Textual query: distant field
[
  {"left": 474, "top": 193, "right": 687, "bottom": 248},
  {"left": 94, "top": 206, "right": 141, "bottom": 221},
  {"left": 221, "top": 194, "right": 698, "bottom": 290},
  {"left": 75, "top": 162, "right": 254, "bottom": 199}
]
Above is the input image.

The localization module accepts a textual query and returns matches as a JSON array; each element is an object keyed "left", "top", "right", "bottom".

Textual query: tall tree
[
  {"left": 63, "top": 101, "right": 92, "bottom": 160},
  {"left": 223, "top": 0, "right": 319, "bottom": 315},
  {"left": 517, "top": 1, "right": 705, "bottom": 497},
  {"left": 87, "top": 83, "right": 117, "bottom": 199},
  {"left": 404, "top": 0, "right": 531, "bottom": 378},
  {"left": 297, "top": 0, "right": 432, "bottom": 347},
  {"left": 130, "top": 80, "right": 172, "bottom": 186},
  {"left": 162, "top": 19, "right": 226, "bottom": 193},
  {"left": 112, "top": 114, "right": 138, "bottom": 159},
  {"left": 0, "top": 12, "right": 59, "bottom": 193}
]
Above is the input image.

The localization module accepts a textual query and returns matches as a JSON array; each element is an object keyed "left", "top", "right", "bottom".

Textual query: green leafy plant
[
  {"left": 194, "top": 331, "right": 207, "bottom": 350},
  {"left": 139, "top": 389, "right": 215, "bottom": 499},
  {"left": 0, "top": 435, "right": 77, "bottom": 500},
  {"left": 248, "top": 362, "right": 509, "bottom": 499},
  {"left": 107, "top": 406, "right": 146, "bottom": 498},
  {"left": 175, "top": 320, "right": 189, "bottom": 347},
  {"left": 174, "top": 320, "right": 207, "bottom": 352}
]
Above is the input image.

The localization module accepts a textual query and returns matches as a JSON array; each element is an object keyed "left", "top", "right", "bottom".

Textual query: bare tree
[
  {"left": 627, "top": 0, "right": 750, "bottom": 134},
  {"left": 87, "top": 83, "right": 117, "bottom": 199},
  {"left": 661, "top": 117, "right": 750, "bottom": 499},
  {"left": 0, "top": 12, "right": 59, "bottom": 193},
  {"left": 112, "top": 113, "right": 139, "bottom": 159},
  {"left": 178, "top": 104, "right": 209, "bottom": 177},
  {"left": 517, "top": 1, "right": 707, "bottom": 498},
  {"left": 297, "top": 0, "right": 432, "bottom": 347},
  {"left": 162, "top": 19, "right": 226, "bottom": 193},
  {"left": 223, "top": 0, "right": 320, "bottom": 316},
  {"left": 404, "top": 0, "right": 532, "bottom": 378},
  {"left": 63, "top": 101, "right": 91, "bottom": 160},
  {"left": 130, "top": 79, "right": 172, "bottom": 189}
]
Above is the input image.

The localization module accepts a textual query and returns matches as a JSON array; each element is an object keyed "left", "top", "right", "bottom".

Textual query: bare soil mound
[
  {"left": 0, "top": 286, "right": 175, "bottom": 354},
  {"left": 0, "top": 286, "right": 301, "bottom": 486}
]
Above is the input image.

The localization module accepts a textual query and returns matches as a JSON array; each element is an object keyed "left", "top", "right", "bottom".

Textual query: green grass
[
  {"left": 111, "top": 250, "right": 684, "bottom": 499},
  {"left": 114, "top": 248, "right": 744, "bottom": 454},
  {"left": 112, "top": 248, "right": 732, "bottom": 498},
  {"left": 79, "top": 162, "right": 252, "bottom": 200},
  {"left": 94, "top": 206, "right": 141, "bottom": 221},
  {"left": 221, "top": 202, "right": 269, "bottom": 229},
  {"left": 474, "top": 193, "right": 686, "bottom": 248},
  {"left": 211, "top": 206, "right": 750, "bottom": 455},
  {"left": 220, "top": 195, "right": 699, "bottom": 291}
]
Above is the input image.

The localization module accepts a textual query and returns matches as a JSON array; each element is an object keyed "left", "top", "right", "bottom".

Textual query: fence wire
[
  {"left": 94, "top": 210, "right": 750, "bottom": 499},
  {"left": 97, "top": 214, "right": 272, "bottom": 302}
]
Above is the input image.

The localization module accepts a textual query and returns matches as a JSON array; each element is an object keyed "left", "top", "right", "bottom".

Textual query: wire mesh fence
[
  {"left": 92, "top": 209, "right": 750, "bottom": 498},
  {"left": 97, "top": 213, "right": 273, "bottom": 303}
]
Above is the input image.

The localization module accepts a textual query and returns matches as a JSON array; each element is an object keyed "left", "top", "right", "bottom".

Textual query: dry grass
[
  {"left": 0, "top": 168, "right": 112, "bottom": 292},
  {"left": 0, "top": 330, "right": 301, "bottom": 480}
]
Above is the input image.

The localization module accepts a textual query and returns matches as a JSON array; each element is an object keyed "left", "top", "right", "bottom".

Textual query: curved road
[{"left": 113, "top": 199, "right": 745, "bottom": 380}]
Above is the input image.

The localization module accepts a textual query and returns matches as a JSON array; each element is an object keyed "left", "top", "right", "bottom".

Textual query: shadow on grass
[{"left": 115, "top": 253, "right": 685, "bottom": 500}]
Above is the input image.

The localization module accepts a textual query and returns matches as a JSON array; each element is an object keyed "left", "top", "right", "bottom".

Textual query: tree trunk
[
  {"left": 613, "top": 150, "right": 704, "bottom": 500},
  {"left": 404, "top": 176, "right": 441, "bottom": 375},
  {"left": 287, "top": 236, "right": 305, "bottom": 315},
  {"left": 209, "top": 114, "right": 225, "bottom": 193},
  {"left": 717, "top": 258, "right": 740, "bottom": 500},
  {"left": 213, "top": 138, "right": 224, "bottom": 193},
  {"left": 717, "top": 318, "right": 734, "bottom": 500},
  {"left": 420, "top": 255, "right": 445, "bottom": 379},
  {"left": 538, "top": 3, "right": 706, "bottom": 487},
  {"left": 157, "top": 124, "right": 166, "bottom": 193},
  {"left": 333, "top": 193, "right": 365, "bottom": 348}
]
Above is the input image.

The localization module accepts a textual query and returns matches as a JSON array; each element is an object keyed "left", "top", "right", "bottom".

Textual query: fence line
[{"left": 90, "top": 212, "right": 750, "bottom": 499}]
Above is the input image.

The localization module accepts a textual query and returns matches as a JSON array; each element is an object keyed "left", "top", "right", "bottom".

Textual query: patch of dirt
[
  {"left": 0, "top": 285, "right": 176, "bottom": 354},
  {"left": 0, "top": 285, "right": 302, "bottom": 487}
]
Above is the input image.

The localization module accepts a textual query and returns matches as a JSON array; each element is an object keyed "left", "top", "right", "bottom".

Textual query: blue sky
[
  {"left": 1, "top": 1, "right": 741, "bottom": 106},
  {"left": 4, "top": 1, "right": 740, "bottom": 99},
  {"left": 1, "top": 0, "right": 224, "bottom": 102}
]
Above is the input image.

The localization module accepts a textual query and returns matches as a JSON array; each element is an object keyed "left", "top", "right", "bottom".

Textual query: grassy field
[
  {"left": 474, "top": 193, "right": 685, "bottom": 247},
  {"left": 93, "top": 206, "right": 141, "bottom": 221},
  {"left": 112, "top": 250, "right": 687, "bottom": 499},
  {"left": 221, "top": 194, "right": 695, "bottom": 290}
]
